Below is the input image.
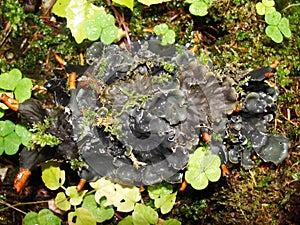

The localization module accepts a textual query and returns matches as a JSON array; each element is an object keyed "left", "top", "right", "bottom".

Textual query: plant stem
[
  {"left": 282, "top": 3, "right": 300, "bottom": 11},
  {"left": 0, "top": 199, "right": 49, "bottom": 214}
]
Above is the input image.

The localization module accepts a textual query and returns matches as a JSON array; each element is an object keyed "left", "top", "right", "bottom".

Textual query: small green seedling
[
  {"left": 256, "top": 0, "right": 276, "bottom": 15},
  {"left": 185, "top": 147, "right": 221, "bottom": 190},
  {"left": 256, "top": 0, "right": 291, "bottom": 43},
  {"left": 52, "top": 0, "right": 121, "bottom": 44},
  {"left": 24, "top": 209, "right": 61, "bottom": 225},
  {"left": 0, "top": 68, "right": 32, "bottom": 118},
  {"left": 185, "top": 0, "right": 213, "bottom": 17},
  {"left": 148, "top": 183, "right": 177, "bottom": 214},
  {"left": 0, "top": 120, "right": 32, "bottom": 156},
  {"left": 154, "top": 23, "right": 176, "bottom": 45},
  {"left": 86, "top": 11, "right": 119, "bottom": 44},
  {"left": 265, "top": 11, "right": 291, "bottom": 43}
]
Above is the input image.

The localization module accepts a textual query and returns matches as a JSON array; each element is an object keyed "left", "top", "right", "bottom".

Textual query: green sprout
[
  {"left": 265, "top": 11, "right": 291, "bottom": 43},
  {"left": 0, "top": 120, "right": 32, "bottom": 156},
  {"left": 24, "top": 209, "right": 61, "bottom": 225},
  {"left": 256, "top": 0, "right": 292, "bottom": 43},
  {"left": 86, "top": 11, "right": 119, "bottom": 44},
  {"left": 256, "top": 0, "right": 276, "bottom": 15},
  {"left": 0, "top": 68, "right": 33, "bottom": 118},
  {"left": 185, "top": 0, "right": 213, "bottom": 17},
  {"left": 185, "top": 147, "right": 221, "bottom": 190},
  {"left": 153, "top": 23, "right": 176, "bottom": 45}
]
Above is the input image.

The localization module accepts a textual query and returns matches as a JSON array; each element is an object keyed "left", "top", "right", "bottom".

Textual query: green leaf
[
  {"left": 0, "top": 69, "right": 22, "bottom": 91},
  {"left": 262, "top": 0, "right": 275, "bottom": 7},
  {"left": 0, "top": 120, "right": 15, "bottom": 136},
  {"left": 0, "top": 138, "right": 4, "bottom": 155},
  {"left": 24, "top": 212, "right": 39, "bottom": 225},
  {"left": 189, "top": 2, "right": 208, "bottom": 17},
  {"left": 41, "top": 161, "right": 65, "bottom": 190},
  {"left": 38, "top": 209, "right": 61, "bottom": 225},
  {"left": 4, "top": 132, "right": 21, "bottom": 155},
  {"left": 90, "top": 178, "right": 141, "bottom": 212},
  {"left": 148, "top": 183, "right": 173, "bottom": 199},
  {"left": 154, "top": 23, "right": 169, "bottom": 35},
  {"left": 86, "top": 21, "right": 101, "bottom": 41},
  {"left": 55, "top": 192, "right": 71, "bottom": 211},
  {"left": 15, "top": 124, "right": 32, "bottom": 146},
  {"left": 68, "top": 207, "right": 96, "bottom": 225},
  {"left": 14, "top": 78, "right": 33, "bottom": 103},
  {"left": 163, "top": 219, "right": 182, "bottom": 225},
  {"left": 101, "top": 26, "right": 119, "bottom": 45},
  {"left": 52, "top": 0, "right": 70, "bottom": 17},
  {"left": 66, "top": 186, "right": 88, "bottom": 206},
  {"left": 95, "top": 12, "right": 115, "bottom": 28},
  {"left": 65, "top": 0, "right": 105, "bottom": 43},
  {"left": 278, "top": 17, "right": 291, "bottom": 38},
  {"left": 137, "top": 0, "right": 171, "bottom": 7},
  {"left": 24, "top": 209, "right": 61, "bottom": 225},
  {"left": 256, "top": 2, "right": 265, "bottom": 15},
  {"left": 185, "top": 147, "right": 221, "bottom": 190},
  {"left": 154, "top": 192, "right": 177, "bottom": 214},
  {"left": 266, "top": 25, "right": 283, "bottom": 43},
  {"left": 162, "top": 29, "right": 175, "bottom": 45},
  {"left": 265, "top": 6, "right": 275, "bottom": 14},
  {"left": 82, "top": 195, "right": 114, "bottom": 223},
  {"left": 265, "top": 11, "right": 281, "bottom": 25},
  {"left": 118, "top": 216, "right": 133, "bottom": 225},
  {"left": 132, "top": 203, "right": 158, "bottom": 225},
  {"left": 113, "top": 0, "right": 134, "bottom": 11}
]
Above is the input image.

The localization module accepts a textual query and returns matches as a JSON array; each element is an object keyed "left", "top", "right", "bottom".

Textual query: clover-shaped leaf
[
  {"left": 262, "top": 0, "right": 275, "bottom": 7},
  {"left": 266, "top": 25, "right": 283, "bottom": 43},
  {"left": 185, "top": 147, "right": 221, "bottom": 190},
  {"left": 0, "top": 69, "right": 22, "bottom": 91},
  {"left": 86, "top": 21, "right": 101, "bottom": 41},
  {"left": 82, "top": 195, "right": 114, "bottom": 223},
  {"left": 101, "top": 26, "right": 119, "bottom": 45},
  {"left": 278, "top": 17, "right": 291, "bottom": 38},
  {"left": 161, "top": 29, "right": 176, "bottom": 46},
  {"left": 66, "top": 186, "right": 88, "bottom": 206},
  {"left": 154, "top": 23, "right": 169, "bottom": 35},
  {"left": 0, "top": 120, "right": 24, "bottom": 155},
  {"left": 256, "top": 0, "right": 275, "bottom": 15},
  {"left": 189, "top": 1, "right": 209, "bottom": 17},
  {"left": 24, "top": 209, "right": 61, "bottom": 225},
  {"left": 41, "top": 161, "right": 65, "bottom": 190},
  {"left": 14, "top": 78, "right": 33, "bottom": 103},
  {"left": 15, "top": 124, "right": 32, "bottom": 146},
  {"left": 265, "top": 11, "right": 281, "bottom": 25},
  {"left": 95, "top": 12, "right": 115, "bottom": 28}
]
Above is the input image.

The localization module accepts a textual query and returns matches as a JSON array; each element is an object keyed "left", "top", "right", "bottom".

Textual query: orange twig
[{"left": 13, "top": 168, "right": 32, "bottom": 193}]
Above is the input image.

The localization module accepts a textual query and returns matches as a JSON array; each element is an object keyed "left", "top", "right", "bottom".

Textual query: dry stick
[{"left": 0, "top": 199, "right": 49, "bottom": 215}]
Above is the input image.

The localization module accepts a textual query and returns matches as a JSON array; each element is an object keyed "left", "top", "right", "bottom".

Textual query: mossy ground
[{"left": 0, "top": 0, "right": 299, "bottom": 224}]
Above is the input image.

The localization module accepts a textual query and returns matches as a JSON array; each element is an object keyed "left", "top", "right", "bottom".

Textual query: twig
[{"left": 0, "top": 199, "right": 49, "bottom": 214}]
